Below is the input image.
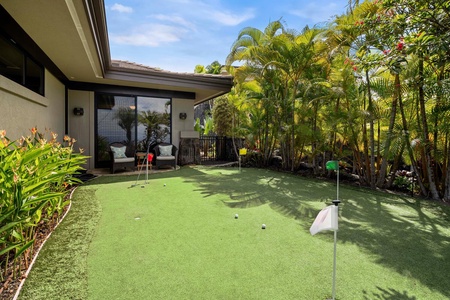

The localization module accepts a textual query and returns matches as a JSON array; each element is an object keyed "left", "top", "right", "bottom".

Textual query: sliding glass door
[
  {"left": 136, "top": 96, "right": 171, "bottom": 152},
  {"left": 95, "top": 93, "right": 171, "bottom": 168}
]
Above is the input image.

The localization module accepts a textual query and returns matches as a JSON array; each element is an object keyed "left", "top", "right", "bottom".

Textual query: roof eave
[{"left": 107, "top": 66, "right": 233, "bottom": 90}]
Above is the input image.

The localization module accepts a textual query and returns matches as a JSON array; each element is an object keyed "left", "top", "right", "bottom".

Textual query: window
[
  {"left": 95, "top": 93, "right": 171, "bottom": 168},
  {"left": 136, "top": 96, "right": 171, "bottom": 151},
  {"left": 0, "top": 33, "right": 44, "bottom": 95}
]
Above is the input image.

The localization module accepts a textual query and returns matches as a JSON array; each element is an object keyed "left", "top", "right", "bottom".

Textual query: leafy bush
[
  {"left": 0, "top": 128, "right": 87, "bottom": 280},
  {"left": 393, "top": 175, "right": 412, "bottom": 191}
]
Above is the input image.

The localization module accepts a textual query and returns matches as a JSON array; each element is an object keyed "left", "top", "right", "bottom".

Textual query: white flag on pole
[{"left": 310, "top": 205, "right": 338, "bottom": 236}]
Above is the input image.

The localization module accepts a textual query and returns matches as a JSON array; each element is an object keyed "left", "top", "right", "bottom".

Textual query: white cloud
[
  {"left": 110, "top": 24, "right": 187, "bottom": 47},
  {"left": 208, "top": 9, "right": 255, "bottom": 26},
  {"left": 160, "top": 0, "right": 255, "bottom": 27},
  {"left": 290, "top": 2, "right": 340, "bottom": 23},
  {"left": 111, "top": 3, "right": 133, "bottom": 13},
  {"left": 151, "top": 14, "right": 197, "bottom": 31}
]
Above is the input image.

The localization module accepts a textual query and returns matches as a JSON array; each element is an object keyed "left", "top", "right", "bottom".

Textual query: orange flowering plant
[{"left": 0, "top": 128, "right": 87, "bottom": 280}]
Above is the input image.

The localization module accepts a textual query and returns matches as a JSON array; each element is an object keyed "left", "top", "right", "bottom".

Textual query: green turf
[{"left": 19, "top": 167, "right": 450, "bottom": 299}]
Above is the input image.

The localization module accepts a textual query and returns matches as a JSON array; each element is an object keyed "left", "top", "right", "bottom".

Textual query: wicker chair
[
  {"left": 154, "top": 143, "right": 178, "bottom": 169},
  {"left": 109, "top": 142, "right": 135, "bottom": 173}
]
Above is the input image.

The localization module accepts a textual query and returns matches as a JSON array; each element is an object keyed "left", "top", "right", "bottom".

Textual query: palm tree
[
  {"left": 114, "top": 107, "right": 136, "bottom": 145},
  {"left": 138, "top": 110, "right": 169, "bottom": 150},
  {"left": 226, "top": 20, "right": 286, "bottom": 166}
]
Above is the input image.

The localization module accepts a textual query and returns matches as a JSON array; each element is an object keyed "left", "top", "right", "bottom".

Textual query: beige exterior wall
[
  {"left": 68, "top": 90, "right": 95, "bottom": 170},
  {"left": 0, "top": 70, "right": 65, "bottom": 141},
  {"left": 171, "top": 98, "right": 195, "bottom": 149},
  {"left": 0, "top": 73, "right": 197, "bottom": 171}
]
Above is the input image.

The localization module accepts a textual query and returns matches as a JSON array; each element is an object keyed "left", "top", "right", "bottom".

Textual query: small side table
[{"left": 136, "top": 152, "right": 152, "bottom": 169}]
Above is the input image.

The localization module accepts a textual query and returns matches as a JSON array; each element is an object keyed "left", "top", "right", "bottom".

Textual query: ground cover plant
[
  {"left": 0, "top": 129, "right": 86, "bottom": 297},
  {"left": 17, "top": 167, "right": 450, "bottom": 299}
]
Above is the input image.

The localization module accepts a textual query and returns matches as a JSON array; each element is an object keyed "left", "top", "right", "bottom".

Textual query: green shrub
[
  {"left": 0, "top": 128, "right": 87, "bottom": 280},
  {"left": 393, "top": 175, "right": 411, "bottom": 191}
]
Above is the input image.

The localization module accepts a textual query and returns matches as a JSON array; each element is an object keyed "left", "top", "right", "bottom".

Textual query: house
[{"left": 0, "top": 0, "right": 233, "bottom": 170}]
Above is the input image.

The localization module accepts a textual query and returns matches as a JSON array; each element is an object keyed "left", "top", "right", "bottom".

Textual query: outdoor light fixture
[
  {"left": 73, "top": 107, "right": 84, "bottom": 116},
  {"left": 179, "top": 112, "right": 187, "bottom": 120}
]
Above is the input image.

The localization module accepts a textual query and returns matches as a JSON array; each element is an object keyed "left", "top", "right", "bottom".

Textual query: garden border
[{"left": 11, "top": 187, "right": 77, "bottom": 300}]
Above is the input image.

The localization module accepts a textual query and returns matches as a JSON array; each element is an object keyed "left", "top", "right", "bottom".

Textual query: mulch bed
[{"left": 0, "top": 201, "right": 71, "bottom": 300}]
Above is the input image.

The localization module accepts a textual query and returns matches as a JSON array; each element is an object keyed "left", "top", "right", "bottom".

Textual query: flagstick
[
  {"left": 337, "top": 165, "right": 339, "bottom": 201},
  {"left": 332, "top": 229, "right": 337, "bottom": 300},
  {"left": 331, "top": 201, "right": 340, "bottom": 300},
  {"left": 332, "top": 164, "right": 340, "bottom": 300},
  {"left": 145, "top": 156, "right": 149, "bottom": 184}
]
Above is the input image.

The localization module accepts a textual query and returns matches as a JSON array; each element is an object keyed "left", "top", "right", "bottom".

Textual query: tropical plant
[
  {"left": 0, "top": 128, "right": 86, "bottom": 280},
  {"left": 194, "top": 116, "right": 213, "bottom": 136},
  {"left": 114, "top": 107, "right": 136, "bottom": 145},
  {"left": 212, "top": 95, "right": 233, "bottom": 136},
  {"left": 224, "top": 1, "right": 450, "bottom": 200},
  {"left": 138, "top": 110, "right": 170, "bottom": 150}
]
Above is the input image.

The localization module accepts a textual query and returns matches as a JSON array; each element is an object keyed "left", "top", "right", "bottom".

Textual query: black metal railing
[{"left": 199, "top": 135, "right": 244, "bottom": 163}]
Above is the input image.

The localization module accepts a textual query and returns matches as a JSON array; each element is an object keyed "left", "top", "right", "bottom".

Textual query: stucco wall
[
  {"left": 68, "top": 90, "right": 95, "bottom": 170},
  {"left": 0, "top": 70, "right": 65, "bottom": 141},
  {"left": 171, "top": 98, "right": 195, "bottom": 149}
]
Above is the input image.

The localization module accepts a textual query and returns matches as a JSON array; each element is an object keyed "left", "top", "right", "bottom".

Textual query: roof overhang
[{"left": 0, "top": 0, "right": 233, "bottom": 104}]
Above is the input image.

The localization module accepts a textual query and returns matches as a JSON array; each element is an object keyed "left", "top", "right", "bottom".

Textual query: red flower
[{"left": 397, "top": 42, "right": 404, "bottom": 51}]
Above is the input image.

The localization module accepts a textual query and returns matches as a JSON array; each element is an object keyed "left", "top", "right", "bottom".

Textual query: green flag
[{"left": 326, "top": 160, "right": 339, "bottom": 170}]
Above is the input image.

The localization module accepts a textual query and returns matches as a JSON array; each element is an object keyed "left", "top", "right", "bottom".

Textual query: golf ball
[
  {"left": 262, "top": 224, "right": 266, "bottom": 229},
  {"left": 235, "top": 214, "right": 239, "bottom": 219},
  {"left": 164, "top": 183, "right": 166, "bottom": 187}
]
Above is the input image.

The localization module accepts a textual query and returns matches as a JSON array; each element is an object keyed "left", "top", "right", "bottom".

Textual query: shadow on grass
[
  {"left": 339, "top": 191, "right": 450, "bottom": 298},
  {"left": 74, "top": 166, "right": 450, "bottom": 298},
  {"left": 179, "top": 167, "right": 450, "bottom": 299},
  {"left": 363, "top": 286, "right": 417, "bottom": 299}
]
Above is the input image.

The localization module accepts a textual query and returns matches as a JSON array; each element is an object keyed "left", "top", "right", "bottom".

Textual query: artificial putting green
[{"left": 19, "top": 166, "right": 450, "bottom": 299}]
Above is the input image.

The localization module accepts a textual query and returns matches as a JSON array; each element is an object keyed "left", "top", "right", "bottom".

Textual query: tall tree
[{"left": 114, "top": 107, "right": 136, "bottom": 145}]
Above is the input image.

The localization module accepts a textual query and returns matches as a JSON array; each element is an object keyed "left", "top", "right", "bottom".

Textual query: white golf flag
[{"left": 310, "top": 205, "right": 338, "bottom": 235}]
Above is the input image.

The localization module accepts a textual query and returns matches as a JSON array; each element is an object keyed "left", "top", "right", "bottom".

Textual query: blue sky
[{"left": 104, "top": 0, "right": 349, "bottom": 73}]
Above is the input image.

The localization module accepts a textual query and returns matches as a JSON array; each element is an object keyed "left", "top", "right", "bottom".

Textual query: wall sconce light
[
  {"left": 73, "top": 107, "right": 84, "bottom": 116},
  {"left": 179, "top": 112, "right": 187, "bottom": 120}
]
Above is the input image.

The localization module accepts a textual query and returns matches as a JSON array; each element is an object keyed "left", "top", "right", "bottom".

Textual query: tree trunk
[
  {"left": 417, "top": 56, "right": 440, "bottom": 200},
  {"left": 397, "top": 81, "right": 428, "bottom": 197},
  {"left": 434, "top": 64, "right": 445, "bottom": 194},
  {"left": 362, "top": 89, "right": 370, "bottom": 185},
  {"left": 377, "top": 73, "right": 399, "bottom": 187},
  {"left": 366, "top": 70, "right": 376, "bottom": 189},
  {"left": 443, "top": 132, "right": 449, "bottom": 200},
  {"left": 386, "top": 144, "right": 405, "bottom": 189},
  {"left": 444, "top": 132, "right": 450, "bottom": 201}
]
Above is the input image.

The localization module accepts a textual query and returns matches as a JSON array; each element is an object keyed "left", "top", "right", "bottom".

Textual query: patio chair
[
  {"left": 109, "top": 142, "right": 135, "bottom": 174},
  {"left": 154, "top": 143, "right": 178, "bottom": 169}
]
